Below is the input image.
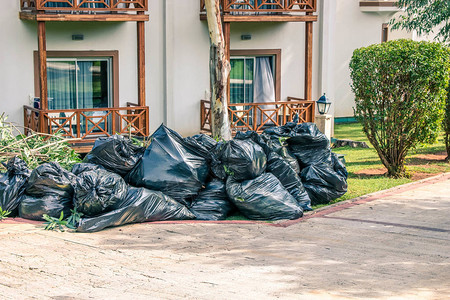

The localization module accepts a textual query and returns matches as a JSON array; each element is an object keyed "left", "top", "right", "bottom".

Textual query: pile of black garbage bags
[{"left": 0, "top": 122, "right": 347, "bottom": 232}]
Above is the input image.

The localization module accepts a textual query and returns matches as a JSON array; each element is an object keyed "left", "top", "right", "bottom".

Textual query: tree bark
[{"left": 205, "top": 0, "right": 232, "bottom": 140}]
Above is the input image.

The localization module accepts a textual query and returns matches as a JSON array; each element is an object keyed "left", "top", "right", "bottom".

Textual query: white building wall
[
  {"left": 0, "top": 2, "right": 143, "bottom": 128},
  {"left": 165, "top": 0, "right": 321, "bottom": 136},
  {"left": 333, "top": 0, "right": 412, "bottom": 118},
  {"left": 5, "top": 0, "right": 421, "bottom": 136},
  {"left": 0, "top": 2, "right": 38, "bottom": 126}
]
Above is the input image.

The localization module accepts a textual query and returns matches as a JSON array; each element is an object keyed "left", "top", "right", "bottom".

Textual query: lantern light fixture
[{"left": 317, "top": 93, "right": 331, "bottom": 115}]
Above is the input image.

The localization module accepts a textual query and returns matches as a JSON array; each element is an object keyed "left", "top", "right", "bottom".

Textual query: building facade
[{"left": 0, "top": 0, "right": 423, "bottom": 146}]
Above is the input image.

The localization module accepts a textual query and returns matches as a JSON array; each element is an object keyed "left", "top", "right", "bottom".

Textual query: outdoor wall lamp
[{"left": 317, "top": 93, "right": 331, "bottom": 115}]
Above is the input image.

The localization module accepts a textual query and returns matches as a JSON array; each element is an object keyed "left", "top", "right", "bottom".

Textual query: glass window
[
  {"left": 47, "top": 58, "right": 112, "bottom": 110},
  {"left": 46, "top": 58, "right": 112, "bottom": 135},
  {"left": 230, "top": 57, "right": 254, "bottom": 104},
  {"left": 230, "top": 56, "right": 275, "bottom": 104}
]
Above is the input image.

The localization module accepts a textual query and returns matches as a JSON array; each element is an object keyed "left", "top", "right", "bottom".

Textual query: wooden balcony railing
[
  {"left": 200, "top": 97, "right": 315, "bottom": 133},
  {"left": 20, "top": 0, "right": 148, "bottom": 12},
  {"left": 200, "top": 0, "right": 317, "bottom": 14},
  {"left": 23, "top": 103, "right": 149, "bottom": 146}
]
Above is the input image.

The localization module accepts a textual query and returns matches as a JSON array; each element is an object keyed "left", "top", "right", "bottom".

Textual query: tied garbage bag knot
[
  {"left": 84, "top": 135, "right": 145, "bottom": 177},
  {"left": 214, "top": 139, "right": 267, "bottom": 182},
  {"left": 73, "top": 164, "right": 128, "bottom": 217},
  {"left": 19, "top": 162, "right": 76, "bottom": 221}
]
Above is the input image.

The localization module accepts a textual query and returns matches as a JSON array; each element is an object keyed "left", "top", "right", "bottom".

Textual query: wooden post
[
  {"left": 223, "top": 21, "right": 231, "bottom": 104},
  {"left": 137, "top": 12, "right": 146, "bottom": 107},
  {"left": 205, "top": 0, "right": 232, "bottom": 140},
  {"left": 305, "top": 13, "right": 313, "bottom": 101},
  {"left": 37, "top": 21, "right": 48, "bottom": 133}
]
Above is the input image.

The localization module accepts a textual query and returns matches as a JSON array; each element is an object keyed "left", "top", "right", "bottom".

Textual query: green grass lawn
[{"left": 325, "top": 122, "right": 450, "bottom": 209}]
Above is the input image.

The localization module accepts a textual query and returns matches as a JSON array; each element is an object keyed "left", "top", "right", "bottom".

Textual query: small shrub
[{"left": 350, "top": 39, "right": 450, "bottom": 177}]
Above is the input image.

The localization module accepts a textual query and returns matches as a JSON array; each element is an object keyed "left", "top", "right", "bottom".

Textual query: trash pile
[{"left": 0, "top": 122, "right": 347, "bottom": 232}]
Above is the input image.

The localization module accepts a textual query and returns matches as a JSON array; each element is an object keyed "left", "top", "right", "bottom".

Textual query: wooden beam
[
  {"left": 200, "top": 13, "right": 318, "bottom": 23},
  {"left": 137, "top": 13, "right": 146, "bottom": 107},
  {"left": 359, "top": 1, "right": 396, "bottom": 7},
  {"left": 305, "top": 14, "right": 313, "bottom": 101},
  {"left": 20, "top": 12, "right": 149, "bottom": 22},
  {"left": 223, "top": 21, "right": 231, "bottom": 104},
  {"left": 37, "top": 22, "right": 47, "bottom": 110},
  {"left": 37, "top": 21, "right": 48, "bottom": 133}
]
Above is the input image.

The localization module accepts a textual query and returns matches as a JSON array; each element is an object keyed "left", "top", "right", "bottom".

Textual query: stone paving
[{"left": 1, "top": 173, "right": 449, "bottom": 299}]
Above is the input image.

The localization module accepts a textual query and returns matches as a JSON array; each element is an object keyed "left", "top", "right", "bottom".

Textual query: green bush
[{"left": 350, "top": 39, "right": 450, "bottom": 177}]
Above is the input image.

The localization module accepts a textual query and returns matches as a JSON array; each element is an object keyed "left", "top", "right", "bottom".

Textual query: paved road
[{"left": 1, "top": 174, "right": 450, "bottom": 299}]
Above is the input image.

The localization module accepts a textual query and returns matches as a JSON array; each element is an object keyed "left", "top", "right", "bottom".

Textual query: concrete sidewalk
[{"left": 1, "top": 174, "right": 450, "bottom": 299}]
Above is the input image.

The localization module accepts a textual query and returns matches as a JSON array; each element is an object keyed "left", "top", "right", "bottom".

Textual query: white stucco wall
[
  {"left": 1, "top": 0, "right": 324, "bottom": 137},
  {"left": 333, "top": 0, "right": 411, "bottom": 118},
  {"left": 0, "top": 2, "right": 144, "bottom": 129},
  {"left": 162, "top": 0, "right": 321, "bottom": 136},
  {"left": 0, "top": 2, "right": 38, "bottom": 126}
]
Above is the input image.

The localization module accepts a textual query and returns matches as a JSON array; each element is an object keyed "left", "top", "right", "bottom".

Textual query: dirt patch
[
  {"left": 409, "top": 172, "right": 436, "bottom": 181},
  {"left": 406, "top": 152, "right": 447, "bottom": 165},
  {"left": 354, "top": 168, "right": 440, "bottom": 181}
]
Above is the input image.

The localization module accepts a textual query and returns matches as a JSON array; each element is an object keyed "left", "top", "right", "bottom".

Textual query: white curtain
[
  {"left": 47, "top": 61, "right": 76, "bottom": 110},
  {"left": 77, "top": 61, "right": 94, "bottom": 109},
  {"left": 254, "top": 57, "right": 275, "bottom": 125}
]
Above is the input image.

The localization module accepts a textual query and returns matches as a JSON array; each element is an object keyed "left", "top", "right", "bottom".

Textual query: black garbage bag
[
  {"left": 73, "top": 168, "right": 128, "bottom": 217},
  {"left": 19, "top": 194, "right": 73, "bottom": 221},
  {"left": 0, "top": 157, "right": 31, "bottom": 216},
  {"left": 263, "top": 122, "right": 331, "bottom": 168},
  {"left": 190, "top": 179, "right": 233, "bottom": 220},
  {"left": 236, "top": 131, "right": 300, "bottom": 174},
  {"left": 267, "top": 152, "right": 312, "bottom": 211},
  {"left": 276, "top": 146, "right": 301, "bottom": 174},
  {"left": 216, "top": 139, "right": 266, "bottom": 182},
  {"left": 226, "top": 173, "right": 303, "bottom": 221},
  {"left": 24, "top": 162, "right": 75, "bottom": 198},
  {"left": 84, "top": 135, "right": 145, "bottom": 177},
  {"left": 19, "top": 162, "right": 75, "bottom": 221},
  {"left": 77, "top": 187, "right": 195, "bottom": 232},
  {"left": 185, "top": 134, "right": 218, "bottom": 152},
  {"left": 262, "top": 121, "right": 298, "bottom": 141},
  {"left": 235, "top": 131, "right": 271, "bottom": 154},
  {"left": 127, "top": 124, "right": 209, "bottom": 206},
  {"left": 301, "top": 153, "right": 348, "bottom": 205},
  {"left": 71, "top": 163, "right": 105, "bottom": 175},
  {"left": 286, "top": 123, "right": 331, "bottom": 168}
]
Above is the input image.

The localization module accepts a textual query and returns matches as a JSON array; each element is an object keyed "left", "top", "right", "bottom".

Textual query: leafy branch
[
  {"left": 0, "top": 207, "right": 11, "bottom": 221},
  {"left": 0, "top": 114, "right": 81, "bottom": 172},
  {"left": 43, "top": 212, "right": 75, "bottom": 232}
]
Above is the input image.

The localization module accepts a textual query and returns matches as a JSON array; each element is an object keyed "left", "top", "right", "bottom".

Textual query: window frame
[
  {"left": 230, "top": 56, "right": 256, "bottom": 104},
  {"left": 34, "top": 50, "right": 119, "bottom": 109},
  {"left": 230, "top": 49, "right": 281, "bottom": 102},
  {"left": 382, "top": 23, "right": 389, "bottom": 43}
]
